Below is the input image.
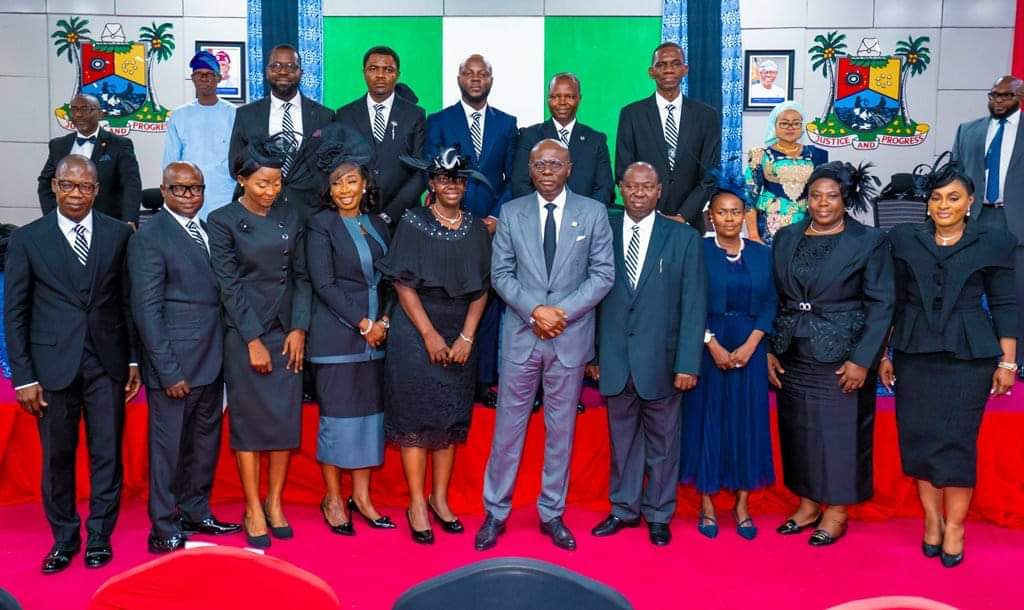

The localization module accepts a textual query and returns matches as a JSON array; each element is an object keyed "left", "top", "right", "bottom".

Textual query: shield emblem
[
  {"left": 80, "top": 42, "right": 148, "bottom": 118},
  {"left": 833, "top": 57, "right": 901, "bottom": 133}
]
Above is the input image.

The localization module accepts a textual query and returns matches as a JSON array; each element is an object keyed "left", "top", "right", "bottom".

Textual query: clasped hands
[
  {"left": 708, "top": 339, "right": 757, "bottom": 371},
  {"left": 532, "top": 305, "right": 568, "bottom": 340},
  {"left": 423, "top": 330, "right": 473, "bottom": 367},
  {"left": 248, "top": 329, "right": 306, "bottom": 375}
]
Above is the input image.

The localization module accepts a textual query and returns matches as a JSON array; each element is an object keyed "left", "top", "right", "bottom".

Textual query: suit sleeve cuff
[{"left": 14, "top": 381, "right": 40, "bottom": 391}]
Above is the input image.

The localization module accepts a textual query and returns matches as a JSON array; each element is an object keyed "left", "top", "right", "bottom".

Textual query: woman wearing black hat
[
  {"left": 879, "top": 156, "right": 1016, "bottom": 567},
  {"left": 768, "top": 161, "right": 894, "bottom": 546},
  {"left": 304, "top": 124, "right": 395, "bottom": 536},
  {"left": 376, "top": 148, "right": 492, "bottom": 544},
  {"left": 208, "top": 134, "right": 311, "bottom": 548}
]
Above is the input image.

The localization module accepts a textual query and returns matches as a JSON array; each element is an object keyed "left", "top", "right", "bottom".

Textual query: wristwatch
[
  {"left": 379, "top": 318, "right": 391, "bottom": 330},
  {"left": 704, "top": 330, "right": 715, "bottom": 344},
  {"left": 378, "top": 212, "right": 392, "bottom": 224}
]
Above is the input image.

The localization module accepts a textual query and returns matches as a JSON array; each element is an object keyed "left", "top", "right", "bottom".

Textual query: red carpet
[{"left": 1, "top": 499, "right": 1023, "bottom": 609}]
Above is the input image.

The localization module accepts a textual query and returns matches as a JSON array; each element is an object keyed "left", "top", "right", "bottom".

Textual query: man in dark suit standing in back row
[
  {"left": 6, "top": 154, "right": 141, "bottom": 574},
  {"left": 512, "top": 72, "right": 614, "bottom": 205},
  {"left": 616, "top": 42, "right": 720, "bottom": 234},
  {"left": 37, "top": 94, "right": 142, "bottom": 225},
  {"left": 128, "top": 162, "right": 241, "bottom": 555},
  {"left": 335, "top": 46, "right": 426, "bottom": 229},
  {"left": 229, "top": 44, "right": 335, "bottom": 215}
]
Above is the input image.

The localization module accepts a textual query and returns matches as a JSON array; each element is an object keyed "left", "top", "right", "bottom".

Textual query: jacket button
[
  {"left": 628, "top": 331, "right": 635, "bottom": 337},
  {"left": 282, "top": 249, "right": 289, "bottom": 255},
  {"left": 281, "top": 265, "right": 288, "bottom": 271},
  {"left": 280, "top": 278, "right": 286, "bottom": 284}
]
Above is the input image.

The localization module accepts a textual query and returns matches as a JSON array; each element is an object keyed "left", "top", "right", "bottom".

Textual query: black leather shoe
[
  {"left": 808, "top": 523, "right": 847, "bottom": 547},
  {"left": 776, "top": 512, "right": 822, "bottom": 535},
  {"left": 263, "top": 505, "right": 294, "bottom": 540},
  {"left": 427, "top": 498, "right": 464, "bottom": 534},
  {"left": 474, "top": 513, "right": 506, "bottom": 551},
  {"left": 591, "top": 514, "right": 640, "bottom": 537},
  {"left": 477, "top": 387, "right": 499, "bottom": 408},
  {"left": 406, "top": 511, "right": 434, "bottom": 545},
  {"left": 347, "top": 497, "right": 396, "bottom": 529},
  {"left": 182, "top": 516, "right": 241, "bottom": 536},
  {"left": 648, "top": 522, "right": 671, "bottom": 546},
  {"left": 41, "top": 544, "right": 79, "bottom": 574},
  {"left": 147, "top": 533, "right": 186, "bottom": 554},
  {"left": 84, "top": 545, "right": 113, "bottom": 568},
  {"left": 321, "top": 499, "right": 355, "bottom": 536},
  {"left": 540, "top": 517, "right": 577, "bottom": 551}
]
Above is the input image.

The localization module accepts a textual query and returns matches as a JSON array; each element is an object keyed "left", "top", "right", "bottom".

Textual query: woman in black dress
[
  {"left": 879, "top": 156, "right": 1016, "bottom": 567},
  {"left": 767, "top": 161, "right": 894, "bottom": 546},
  {"left": 305, "top": 125, "right": 395, "bottom": 536},
  {"left": 208, "top": 135, "right": 311, "bottom": 548},
  {"left": 376, "top": 148, "right": 491, "bottom": 544}
]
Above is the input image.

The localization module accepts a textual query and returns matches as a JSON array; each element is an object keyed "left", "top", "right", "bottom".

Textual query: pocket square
[
  {"left": 99, "top": 154, "right": 112, "bottom": 162},
  {"left": 575, "top": 235, "right": 587, "bottom": 241}
]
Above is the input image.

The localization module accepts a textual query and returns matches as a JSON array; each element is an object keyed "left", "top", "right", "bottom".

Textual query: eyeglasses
[
  {"left": 55, "top": 180, "right": 97, "bottom": 194},
  {"left": 167, "top": 184, "right": 206, "bottom": 197},
  {"left": 988, "top": 91, "right": 1017, "bottom": 101},
  {"left": 777, "top": 121, "right": 803, "bottom": 129},
  {"left": 267, "top": 62, "right": 300, "bottom": 73},
  {"left": 69, "top": 105, "right": 99, "bottom": 114},
  {"left": 433, "top": 175, "right": 467, "bottom": 186},
  {"left": 620, "top": 183, "right": 659, "bottom": 194},
  {"left": 191, "top": 71, "right": 218, "bottom": 81},
  {"left": 531, "top": 160, "right": 567, "bottom": 172}
]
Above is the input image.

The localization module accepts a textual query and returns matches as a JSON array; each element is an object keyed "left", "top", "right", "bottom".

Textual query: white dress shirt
[
  {"left": 537, "top": 188, "right": 568, "bottom": 243},
  {"left": 56, "top": 209, "right": 93, "bottom": 253},
  {"left": 70, "top": 127, "right": 100, "bottom": 159},
  {"left": 461, "top": 100, "right": 487, "bottom": 137},
  {"left": 366, "top": 92, "right": 395, "bottom": 132},
  {"left": 165, "top": 207, "right": 210, "bottom": 254},
  {"left": 655, "top": 91, "right": 682, "bottom": 139},
  {"left": 553, "top": 118, "right": 576, "bottom": 144},
  {"left": 984, "top": 108, "right": 1019, "bottom": 203},
  {"left": 269, "top": 92, "right": 303, "bottom": 147},
  {"left": 623, "top": 211, "right": 656, "bottom": 282}
]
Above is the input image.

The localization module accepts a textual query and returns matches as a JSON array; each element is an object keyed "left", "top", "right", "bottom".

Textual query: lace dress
[
  {"left": 375, "top": 207, "right": 491, "bottom": 449},
  {"left": 744, "top": 145, "right": 828, "bottom": 244}
]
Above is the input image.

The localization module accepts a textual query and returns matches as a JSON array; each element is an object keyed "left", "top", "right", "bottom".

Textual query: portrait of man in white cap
[{"left": 749, "top": 58, "right": 788, "bottom": 104}]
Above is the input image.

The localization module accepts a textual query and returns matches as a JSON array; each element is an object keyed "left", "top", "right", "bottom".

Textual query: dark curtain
[
  {"left": 261, "top": 0, "right": 299, "bottom": 70},
  {"left": 686, "top": 0, "right": 723, "bottom": 111}
]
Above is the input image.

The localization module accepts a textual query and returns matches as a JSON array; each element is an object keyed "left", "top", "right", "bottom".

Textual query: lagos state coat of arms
[
  {"left": 50, "top": 17, "right": 175, "bottom": 134},
  {"left": 806, "top": 32, "right": 931, "bottom": 150}
]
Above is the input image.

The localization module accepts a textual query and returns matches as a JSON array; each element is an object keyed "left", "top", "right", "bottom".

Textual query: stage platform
[{"left": 1, "top": 382, "right": 1023, "bottom": 528}]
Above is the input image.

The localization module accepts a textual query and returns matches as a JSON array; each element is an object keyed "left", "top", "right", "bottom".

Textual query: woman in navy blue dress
[{"left": 681, "top": 177, "right": 777, "bottom": 540}]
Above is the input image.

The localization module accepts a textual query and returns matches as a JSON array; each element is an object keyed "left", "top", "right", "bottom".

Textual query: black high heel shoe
[
  {"left": 243, "top": 512, "right": 271, "bottom": 549},
  {"left": 347, "top": 497, "right": 396, "bottom": 529},
  {"left": 406, "top": 510, "right": 435, "bottom": 545},
  {"left": 263, "top": 504, "right": 294, "bottom": 540},
  {"left": 427, "top": 497, "right": 464, "bottom": 534},
  {"left": 776, "top": 512, "right": 822, "bottom": 535},
  {"left": 320, "top": 498, "right": 355, "bottom": 536},
  {"left": 941, "top": 533, "right": 965, "bottom": 568},
  {"left": 922, "top": 540, "right": 942, "bottom": 558}
]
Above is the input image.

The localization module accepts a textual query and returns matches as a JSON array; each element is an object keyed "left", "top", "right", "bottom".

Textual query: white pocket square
[{"left": 575, "top": 235, "right": 587, "bottom": 241}]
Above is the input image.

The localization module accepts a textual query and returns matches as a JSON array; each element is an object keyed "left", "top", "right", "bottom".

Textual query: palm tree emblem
[
  {"left": 51, "top": 17, "right": 91, "bottom": 98},
  {"left": 138, "top": 22, "right": 175, "bottom": 110},
  {"left": 894, "top": 36, "right": 931, "bottom": 124},
  {"left": 809, "top": 31, "right": 848, "bottom": 120}
]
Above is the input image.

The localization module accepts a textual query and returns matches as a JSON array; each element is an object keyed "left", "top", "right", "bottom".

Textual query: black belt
[
  {"left": 783, "top": 300, "right": 863, "bottom": 313},
  {"left": 983, "top": 202, "right": 1005, "bottom": 208}
]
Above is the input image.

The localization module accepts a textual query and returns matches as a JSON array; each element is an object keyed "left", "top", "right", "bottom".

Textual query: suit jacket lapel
[
  {"left": 643, "top": 95, "right": 667, "bottom": 166},
  {"left": 161, "top": 210, "right": 213, "bottom": 270},
  {"left": 609, "top": 213, "right": 627, "bottom": 288},
  {"left": 40, "top": 216, "right": 88, "bottom": 306},
  {"left": 90, "top": 130, "right": 110, "bottom": 163},
  {"left": 352, "top": 95, "right": 375, "bottom": 143},
  {"left": 86, "top": 214, "right": 116, "bottom": 303},
  {"left": 632, "top": 215, "right": 670, "bottom": 299},
  {"left": 549, "top": 193, "right": 580, "bottom": 286},
  {"left": 519, "top": 199, "right": 546, "bottom": 283},
  {"left": 449, "top": 104, "right": 476, "bottom": 161},
  {"left": 479, "top": 106, "right": 499, "bottom": 163},
  {"left": 1006, "top": 117, "right": 1024, "bottom": 176},
  {"left": 256, "top": 97, "right": 272, "bottom": 137},
  {"left": 300, "top": 94, "right": 319, "bottom": 139}
]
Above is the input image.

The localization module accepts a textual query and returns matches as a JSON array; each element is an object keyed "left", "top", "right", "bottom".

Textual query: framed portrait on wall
[
  {"left": 744, "top": 50, "right": 794, "bottom": 110},
  {"left": 195, "top": 41, "right": 246, "bottom": 104}
]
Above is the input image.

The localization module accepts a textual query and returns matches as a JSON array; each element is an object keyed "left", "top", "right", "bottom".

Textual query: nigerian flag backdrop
[{"left": 323, "top": 16, "right": 661, "bottom": 166}]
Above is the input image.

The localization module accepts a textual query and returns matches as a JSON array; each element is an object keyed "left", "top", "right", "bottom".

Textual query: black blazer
[
  {"left": 511, "top": 120, "right": 614, "bottom": 205},
  {"left": 228, "top": 94, "right": 335, "bottom": 210},
  {"left": 335, "top": 95, "right": 426, "bottom": 224},
  {"left": 37, "top": 130, "right": 142, "bottom": 223},
  {"left": 128, "top": 209, "right": 224, "bottom": 389},
  {"left": 4, "top": 211, "right": 136, "bottom": 390},
  {"left": 771, "top": 216, "right": 895, "bottom": 367},
  {"left": 615, "top": 94, "right": 720, "bottom": 232},
  {"left": 889, "top": 220, "right": 1017, "bottom": 360},
  {"left": 305, "top": 209, "right": 393, "bottom": 362},
  {"left": 207, "top": 201, "right": 312, "bottom": 343}
]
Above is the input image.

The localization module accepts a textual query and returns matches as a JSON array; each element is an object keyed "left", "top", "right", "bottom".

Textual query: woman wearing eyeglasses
[
  {"left": 744, "top": 102, "right": 828, "bottom": 245},
  {"left": 376, "top": 148, "right": 491, "bottom": 544}
]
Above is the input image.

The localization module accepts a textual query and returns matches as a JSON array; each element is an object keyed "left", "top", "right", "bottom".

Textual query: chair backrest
[
  {"left": 393, "top": 557, "right": 633, "bottom": 610},
  {"left": 874, "top": 198, "right": 928, "bottom": 232}
]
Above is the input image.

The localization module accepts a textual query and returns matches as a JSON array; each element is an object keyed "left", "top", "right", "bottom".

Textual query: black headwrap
[
  {"left": 912, "top": 151, "right": 975, "bottom": 199},
  {"left": 234, "top": 132, "right": 293, "bottom": 176},
  {"left": 803, "top": 161, "right": 880, "bottom": 213},
  {"left": 312, "top": 122, "right": 373, "bottom": 177}
]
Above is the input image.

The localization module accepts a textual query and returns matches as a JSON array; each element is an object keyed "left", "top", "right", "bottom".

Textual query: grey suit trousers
[
  {"left": 483, "top": 340, "right": 585, "bottom": 522},
  {"left": 977, "top": 206, "right": 1024, "bottom": 362},
  {"left": 606, "top": 377, "right": 682, "bottom": 524}
]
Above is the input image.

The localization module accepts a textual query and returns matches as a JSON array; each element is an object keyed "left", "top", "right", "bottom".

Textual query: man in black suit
[
  {"left": 616, "top": 42, "right": 720, "bottom": 233},
  {"left": 228, "top": 44, "right": 335, "bottom": 215},
  {"left": 37, "top": 94, "right": 142, "bottom": 225},
  {"left": 512, "top": 73, "right": 614, "bottom": 205},
  {"left": 129, "top": 162, "right": 241, "bottom": 554},
  {"left": 335, "top": 46, "right": 425, "bottom": 228},
  {"left": 5, "top": 154, "right": 141, "bottom": 574}
]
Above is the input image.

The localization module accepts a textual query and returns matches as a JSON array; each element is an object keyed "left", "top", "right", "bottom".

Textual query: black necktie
[
  {"left": 543, "top": 203, "right": 557, "bottom": 275},
  {"left": 76, "top": 136, "right": 96, "bottom": 146}
]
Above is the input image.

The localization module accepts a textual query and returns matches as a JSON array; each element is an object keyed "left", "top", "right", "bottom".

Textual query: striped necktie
[
  {"left": 72, "top": 224, "right": 89, "bottom": 266},
  {"left": 281, "top": 102, "right": 297, "bottom": 176},
  {"left": 372, "top": 103, "right": 386, "bottom": 142},
  {"left": 558, "top": 127, "right": 570, "bottom": 146},
  {"left": 625, "top": 224, "right": 640, "bottom": 288},
  {"left": 470, "top": 112, "right": 483, "bottom": 158},
  {"left": 665, "top": 104, "right": 678, "bottom": 171},
  {"left": 186, "top": 220, "right": 208, "bottom": 256}
]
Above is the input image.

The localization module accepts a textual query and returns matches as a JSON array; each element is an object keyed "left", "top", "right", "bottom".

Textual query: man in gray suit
[
  {"left": 476, "top": 140, "right": 614, "bottom": 552},
  {"left": 953, "top": 75, "right": 1024, "bottom": 371},
  {"left": 587, "top": 162, "right": 706, "bottom": 546},
  {"left": 129, "top": 162, "right": 240, "bottom": 554}
]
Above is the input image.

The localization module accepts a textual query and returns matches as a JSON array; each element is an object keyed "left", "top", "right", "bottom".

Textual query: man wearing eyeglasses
[
  {"left": 6, "top": 154, "right": 141, "bottom": 573},
  {"left": 953, "top": 75, "right": 1024, "bottom": 375},
  {"left": 128, "top": 162, "right": 241, "bottom": 554},
  {"left": 228, "top": 44, "right": 335, "bottom": 216},
  {"left": 37, "top": 94, "right": 142, "bottom": 225},
  {"left": 163, "top": 51, "right": 237, "bottom": 221}
]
